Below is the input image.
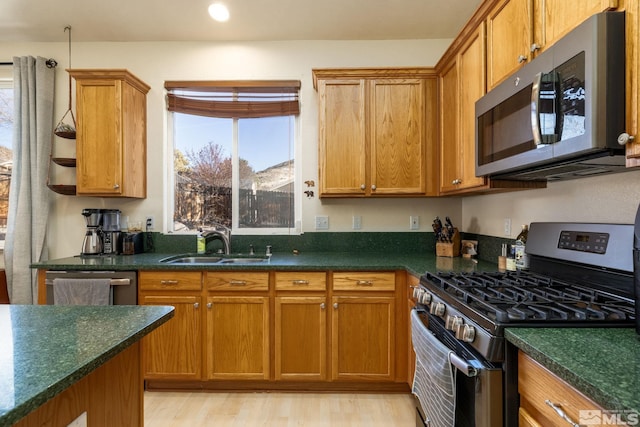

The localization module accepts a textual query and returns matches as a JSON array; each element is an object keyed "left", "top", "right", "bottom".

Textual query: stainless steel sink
[
  {"left": 161, "top": 256, "right": 224, "bottom": 264},
  {"left": 217, "top": 258, "right": 267, "bottom": 264},
  {"left": 160, "top": 255, "right": 267, "bottom": 264}
]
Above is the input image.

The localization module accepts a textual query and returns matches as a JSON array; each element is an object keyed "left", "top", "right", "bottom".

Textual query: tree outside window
[{"left": 0, "top": 80, "right": 13, "bottom": 248}]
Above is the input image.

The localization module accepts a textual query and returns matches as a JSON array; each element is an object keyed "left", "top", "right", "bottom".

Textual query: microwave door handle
[{"left": 531, "top": 72, "right": 543, "bottom": 146}]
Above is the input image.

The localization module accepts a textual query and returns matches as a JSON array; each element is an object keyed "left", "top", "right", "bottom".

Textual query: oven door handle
[{"left": 449, "top": 352, "right": 478, "bottom": 377}]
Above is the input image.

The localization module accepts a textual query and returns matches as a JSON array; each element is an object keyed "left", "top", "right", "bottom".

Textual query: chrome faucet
[{"left": 201, "top": 225, "right": 231, "bottom": 255}]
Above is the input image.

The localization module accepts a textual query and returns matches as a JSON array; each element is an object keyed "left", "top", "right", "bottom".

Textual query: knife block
[{"left": 436, "top": 228, "right": 461, "bottom": 257}]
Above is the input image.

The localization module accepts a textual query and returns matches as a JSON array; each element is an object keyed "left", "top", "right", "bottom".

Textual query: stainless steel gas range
[{"left": 411, "top": 222, "right": 636, "bottom": 427}]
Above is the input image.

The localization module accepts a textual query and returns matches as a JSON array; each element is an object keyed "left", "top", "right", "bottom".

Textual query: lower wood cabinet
[
  {"left": 518, "top": 351, "right": 604, "bottom": 427},
  {"left": 139, "top": 269, "right": 406, "bottom": 390},
  {"left": 206, "top": 295, "right": 270, "bottom": 380},
  {"left": 138, "top": 271, "right": 203, "bottom": 380},
  {"left": 275, "top": 296, "right": 327, "bottom": 380},
  {"left": 331, "top": 295, "right": 395, "bottom": 381}
]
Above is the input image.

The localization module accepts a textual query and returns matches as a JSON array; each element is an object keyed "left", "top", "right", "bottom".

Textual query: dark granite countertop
[
  {"left": 31, "top": 251, "right": 494, "bottom": 277},
  {"left": 0, "top": 305, "right": 174, "bottom": 426},
  {"left": 506, "top": 328, "right": 640, "bottom": 415}
]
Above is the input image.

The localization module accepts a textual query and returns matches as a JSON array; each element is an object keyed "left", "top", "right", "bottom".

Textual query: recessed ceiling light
[{"left": 208, "top": 3, "right": 230, "bottom": 22}]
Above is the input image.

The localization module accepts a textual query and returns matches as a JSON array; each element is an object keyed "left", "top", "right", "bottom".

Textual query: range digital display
[{"left": 558, "top": 230, "right": 608, "bottom": 254}]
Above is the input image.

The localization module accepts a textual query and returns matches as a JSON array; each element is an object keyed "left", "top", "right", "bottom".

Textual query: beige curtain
[{"left": 5, "top": 56, "right": 55, "bottom": 304}]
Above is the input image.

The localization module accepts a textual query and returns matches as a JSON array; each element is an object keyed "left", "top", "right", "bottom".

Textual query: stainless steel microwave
[{"left": 475, "top": 11, "right": 627, "bottom": 181}]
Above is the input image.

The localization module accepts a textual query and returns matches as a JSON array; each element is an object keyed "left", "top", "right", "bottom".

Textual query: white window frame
[{"left": 164, "top": 106, "right": 302, "bottom": 236}]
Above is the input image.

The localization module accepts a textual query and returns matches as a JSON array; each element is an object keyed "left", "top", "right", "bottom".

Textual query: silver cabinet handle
[
  {"left": 517, "top": 54, "right": 527, "bottom": 63},
  {"left": 160, "top": 280, "right": 179, "bottom": 286},
  {"left": 530, "top": 43, "right": 541, "bottom": 53},
  {"left": 207, "top": 302, "right": 212, "bottom": 309},
  {"left": 544, "top": 400, "right": 580, "bottom": 427},
  {"left": 333, "top": 303, "right": 338, "bottom": 309},
  {"left": 114, "top": 184, "right": 120, "bottom": 189},
  {"left": 194, "top": 302, "right": 199, "bottom": 309},
  {"left": 229, "top": 280, "right": 247, "bottom": 286},
  {"left": 360, "top": 184, "right": 366, "bottom": 190},
  {"left": 320, "top": 303, "right": 325, "bottom": 309},
  {"left": 356, "top": 280, "right": 373, "bottom": 286},
  {"left": 371, "top": 184, "right": 376, "bottom": 191},
  {"left": 292, "top": 280, "right": 309, "bottom": 285},
  {"left": 451, "top": 179, "right": 462, "bottom": 185}
]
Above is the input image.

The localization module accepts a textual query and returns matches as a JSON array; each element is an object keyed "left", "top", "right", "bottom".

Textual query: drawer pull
[
  {"left": 356, "top": 280, "right": 373, "bottom": 286},
  {"left": 207, "top": 302, "right": 212, "bottom": 309},
  {"left": 229, "top": 280, "right": 247, "bottom": 286},
  {"left": 160, "top": 280, "right": 179, "bottom": 286},
  {"left": 193, "top": 302, "right": 199, "bottom": 309},
  {"left": 320, "top": 303, "right": 325, "bottom": 309},
  {"left": 544, "top": 400, "right": 580, "bottom": 427},
  {"left": 292, "top": 280, "right": 309, "bottom": 285}
]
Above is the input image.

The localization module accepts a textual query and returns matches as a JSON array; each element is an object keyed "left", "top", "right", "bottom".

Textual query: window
[
  {"left": 0, "top": 69, "right": 13, "bottom": 249},
  {"left": 166, "top": 81, "right": 300, "bottom": 235}
]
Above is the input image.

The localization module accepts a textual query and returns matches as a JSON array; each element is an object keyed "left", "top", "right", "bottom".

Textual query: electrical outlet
[
  {"left": 315, "top": 215, "right": 329, "bottom": 230},
  {"left": 410, "top": 215, "right": 420, "bottom": 230},
  {"left": 352, "top": 215, "right": 362, "bottom": 230},
  {"left": 146, "top": 216, "right": 154, "bottom": 232},
  {"left": 504, "top": 218, "right": 511, "bottom": 236}
]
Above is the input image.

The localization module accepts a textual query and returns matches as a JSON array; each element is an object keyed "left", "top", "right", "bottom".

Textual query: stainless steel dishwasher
[{"left": 45, "top": 270, "right": 137, "bottom": 305}]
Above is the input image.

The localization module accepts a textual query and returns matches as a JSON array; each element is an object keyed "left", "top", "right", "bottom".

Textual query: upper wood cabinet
[
  {"left": 440, "top": 25, "right": 488, "bottom": 194},
  {"left": 486, "top": 0, "right": 619, "bottom": 89},
  {"left": 69, "top": 69, "right": 150, "bottom": 198},
  {"left": 313, "top": 68, "right": 438, "bottom": 197}
]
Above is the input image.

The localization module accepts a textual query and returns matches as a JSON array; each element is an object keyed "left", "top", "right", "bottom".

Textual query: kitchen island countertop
[
  {"left": 0, "top": 304, "right": 174, "bottom": 426},
  {"left": 506, "top": 327, "right": 640, "bottom": 416}
]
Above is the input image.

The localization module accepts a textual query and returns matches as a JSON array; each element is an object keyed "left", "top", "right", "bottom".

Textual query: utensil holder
[{"left": 436, "top": 228, "right": 461, "bottom": 257}]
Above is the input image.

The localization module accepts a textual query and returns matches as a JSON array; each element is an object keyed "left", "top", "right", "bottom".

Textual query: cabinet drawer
[
  {"left": 275, "top": 272, "right": 326, "bottom": 291},
  {"left": 518, "top": 352, "right": 603, "bottom": 426},
  {"left": 139, "top": 271, "right": 202, "bottom": 291},
  {"left": 205, "top": 272, "right": 269, "bottom": 291},
  {"left": 332, "top": 272, "right": 395, "bottom": 291}
]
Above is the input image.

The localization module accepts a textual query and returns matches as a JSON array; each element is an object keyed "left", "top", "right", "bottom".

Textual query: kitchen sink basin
[
  {"left": 161, "top": 256, "right": 224, "bottom": 264},
  {"left": 160, "top": 255, "right": 267, "bottom": 265},
  {"left": 217, "top": 258, "right": 267, "bottom": 264}
]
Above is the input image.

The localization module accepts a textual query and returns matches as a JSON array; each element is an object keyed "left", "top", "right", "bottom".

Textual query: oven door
[{"left": 411, "top": 310, "right": 503, "bottom": 427}]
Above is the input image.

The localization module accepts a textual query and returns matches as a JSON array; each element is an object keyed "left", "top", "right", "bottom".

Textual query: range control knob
[
  {"left": 430, "top": 302, "right": 446, "bottom": 317},
  {"left": 419, "top": 292, "right": 432, "bottom": 305},
  {"left": 445, "top": 315, "right": 463, "bottom": 331},
  {"left": 456, "top": 324, "right": 476, "bottom": 343}
]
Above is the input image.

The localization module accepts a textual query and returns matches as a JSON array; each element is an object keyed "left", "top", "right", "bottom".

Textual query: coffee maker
[
  {"left": 102, "top": 209, "right": 122, "bottom": 254},
  {"left": 81, "top": 208, "right": 103, "bottom": 255}
]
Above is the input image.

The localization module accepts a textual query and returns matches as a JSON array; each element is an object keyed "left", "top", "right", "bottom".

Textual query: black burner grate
[{"left": 421, "top": 270, "right": 635, "bottom": 324}]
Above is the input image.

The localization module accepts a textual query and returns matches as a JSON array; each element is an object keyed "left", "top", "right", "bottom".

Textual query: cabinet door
[
  {"left": 487, "top": 0, "right": 532, "bottom": 89},
  {"left": 75, "top": 78, "right": 124, "bottom": 195},
  {"left": 206, "top": 296, "right": 270, "bottom": 380},
  {"left": 317, "top": 79, "right": 367, "bottom": 196},
  {"left": 539, "top": 0, "right": 619, "bottom": 52},
  {"left": 457, "top": 24, "right": 487, "bottom": 191},
  {"left": 331, "top": 296, "right": 395, "bottom": 381},
  {"left": 275, "top": 296, "right": 327, "bottom": 381},
  {"left": 140, "top": 295, "right": 202, "bottom": 379},
  {"left": 439, "top": 59, "right": 460, "bottom": 194},
  {"left": 369, "top": 79, "right": 426, "bottom": 195}
]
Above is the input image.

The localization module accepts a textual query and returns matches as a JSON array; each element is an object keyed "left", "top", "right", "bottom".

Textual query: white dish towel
[
  {"left": 53, "top": 278, "right": 112, "bottom": 305},
  {"left": 411, "top": 309, "right": 456, "bottom": 427}
]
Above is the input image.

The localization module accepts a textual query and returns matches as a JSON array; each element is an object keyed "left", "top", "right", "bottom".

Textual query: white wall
[
  {"left": 1, "top": 39, "right": 463, "bottom": 259},
  {"left": 462, "top": 169, "right": 640, "bottom": 238},
  {"left": 2, "top": 40, "right": 639, "bottom": 259}
]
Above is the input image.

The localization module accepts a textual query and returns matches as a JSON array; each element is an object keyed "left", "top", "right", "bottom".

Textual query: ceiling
[{"left": 0, "top": 0, "right": 482, "bottom": 42}]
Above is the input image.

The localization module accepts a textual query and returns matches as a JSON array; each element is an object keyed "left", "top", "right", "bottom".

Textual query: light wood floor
[{"left": 144, "top": 391, "right": 416, "bottom": 426}]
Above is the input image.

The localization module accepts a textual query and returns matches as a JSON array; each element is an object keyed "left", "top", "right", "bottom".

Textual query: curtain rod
[{"left": 0, "top": 62, "right": 12, "bottom": 66}]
